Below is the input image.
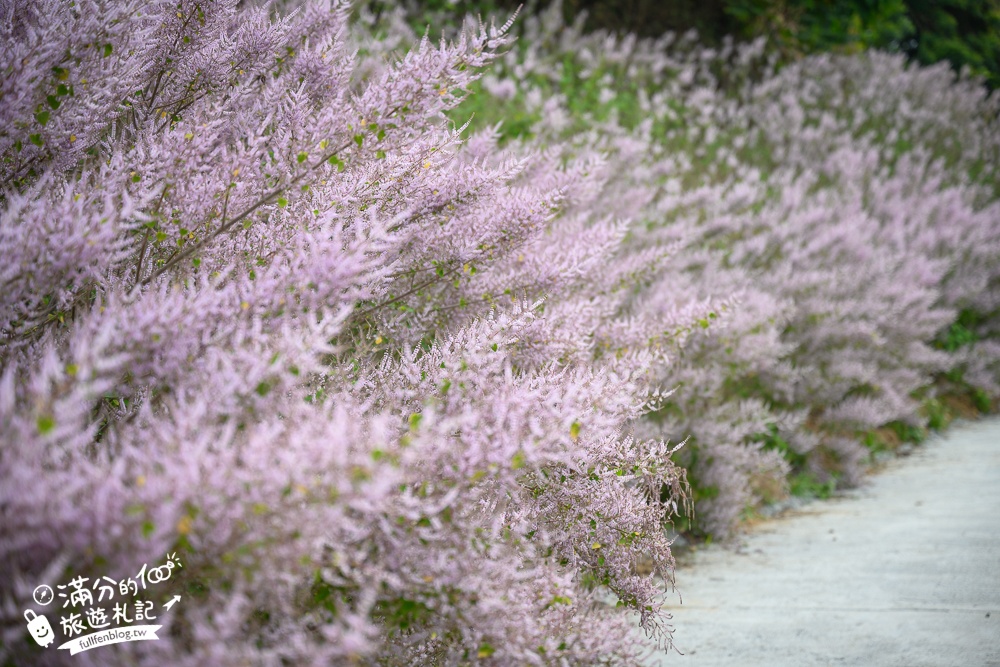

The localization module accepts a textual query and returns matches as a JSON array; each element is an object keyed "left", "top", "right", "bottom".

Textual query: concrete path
[{"left": 642, "top": 419, "right": 1000, "bottom": 667}]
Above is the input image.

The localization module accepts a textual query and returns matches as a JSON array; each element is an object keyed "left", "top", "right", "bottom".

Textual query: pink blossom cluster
[{"left": 1, "top": 1, "right": 691, "bottom": 664}]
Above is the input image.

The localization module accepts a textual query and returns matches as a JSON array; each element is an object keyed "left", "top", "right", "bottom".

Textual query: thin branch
[
  {"left": 136, "top": 141, "right": 353, "bottom": 290},
  {"left": 353, "top": 264, "right": 462, "bottom": 320}
]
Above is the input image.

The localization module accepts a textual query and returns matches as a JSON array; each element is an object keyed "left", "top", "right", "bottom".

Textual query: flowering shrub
[
  {"left": 3, "top": 0, "right": 999, "bottom": 663},
  {"left": 0, "top": 1, "right": 693, "bottom": 664},
  {"left": 429, "top": 1, "right": 1000, "bottom": 536}
]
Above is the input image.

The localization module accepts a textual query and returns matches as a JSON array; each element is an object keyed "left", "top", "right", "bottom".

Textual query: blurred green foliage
[
  {"left": 402, "top": 0, "right": 1000, "bottom": 88},
  {"left": 565, "top": 0, "right": 1000, "bottom": 87},
  {"left": 647, "top": 0, "right": 998, "bottom": 87},
  {"left": 902, "top": 0, "right": 1000, "bottom": 88},
  {"left": 935, "top": 308, "right": 981, "bottom": 352},
  {"left": 720, "top": 0, "right": 913, "bottom": 54}
]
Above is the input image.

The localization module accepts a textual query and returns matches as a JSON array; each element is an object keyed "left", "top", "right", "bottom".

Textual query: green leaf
[
  {"left": 297, "top": 151, "right": 308, "bottom": 163},
  {"left": 353, "top": 134, "right": 363, "bottom": 147},
  {"left": 36, "top": 415, "right": 55, "bottom": 435},
  {"left": 56, "top": 84, "right": 70, "bottom": 96},
  {"left": 276, "top": 197, "right": 288, "bottom": 208},
  {"left": 255, "top": 381, "right": 271, "bottom": 396},
  {"left": 46, "top": 95, "right": 60, "bottom": 110},
  {"left": 569, "top": 421, "right": 581, "bottom": 442},
  {"left": 34, "top": 110, "right": 50, "bottom": 126},
  {"left": 477, "top": 644, "right": 495, "bottom": 658},
  {"left": 103, "top": 43, "right": 113, "bottom": 58},
  {"left": 511, "top": 450, "right": 526, "bottom": 470},
  {"left": 141, "top": 520, "right": 155, "bottom": 538}
]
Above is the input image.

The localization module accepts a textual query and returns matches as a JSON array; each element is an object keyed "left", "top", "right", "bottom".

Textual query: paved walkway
[{"left": 641, "top": 419, "right": 1000, "bottom": 667}]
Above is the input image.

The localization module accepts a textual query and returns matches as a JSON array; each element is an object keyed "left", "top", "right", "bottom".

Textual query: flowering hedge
[
  {"left": 1, "top": 0, "right": 998, "bottom": 665},
  {"left": 443, "top": 2, "right": 1000, "bottom": 535}
]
